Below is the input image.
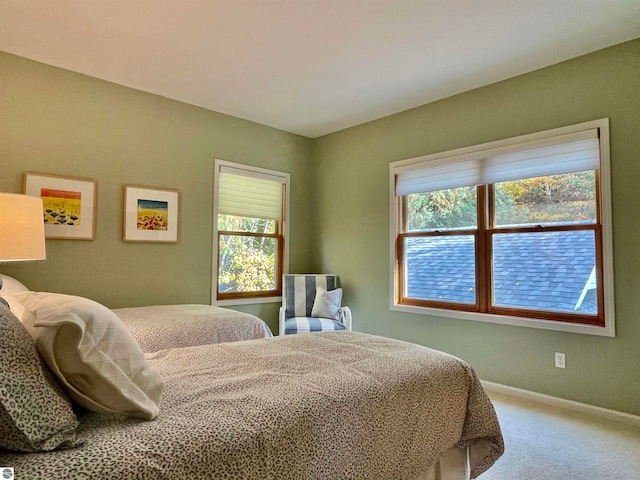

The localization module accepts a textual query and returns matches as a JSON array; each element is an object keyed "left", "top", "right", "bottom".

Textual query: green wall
[
  {"left": 311, "top": 39, "right": 640, "bottom": 416},
  {"left": 2, "top": 40, "right": 639, "bottom": 415},
  {"left": 0, "top": 52, "right": 314, "bottom": 334}
]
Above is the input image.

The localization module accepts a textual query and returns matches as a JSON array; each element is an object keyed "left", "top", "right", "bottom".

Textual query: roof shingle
[{"left": 405, "top": 230, "right": 597, "bottom": 314}]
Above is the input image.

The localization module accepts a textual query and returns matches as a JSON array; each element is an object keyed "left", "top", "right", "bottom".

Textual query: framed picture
[
  {"left": 123, "top": 185, "right": 180, "bottom": 243},
  {"left": 24, "top": 172, "right": 97, "bottom": 240}
]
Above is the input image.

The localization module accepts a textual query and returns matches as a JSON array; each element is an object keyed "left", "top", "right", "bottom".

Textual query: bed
[
  {"left": 0, "top": 277, "right": 503, "bottom": 480},
  {"left": 113, "top": 304, "right": 273, "bottom": 352},
  {"left": 0, "top": 273, "right": 273, "bottom": 353}
]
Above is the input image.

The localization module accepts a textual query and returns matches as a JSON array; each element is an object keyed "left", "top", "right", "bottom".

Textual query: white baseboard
[{"left": 481, "top": 380, "right": 640, "bottom": 428}]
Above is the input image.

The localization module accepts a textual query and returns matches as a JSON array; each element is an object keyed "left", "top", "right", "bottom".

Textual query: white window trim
[
  {"left": 389, "top": 119, "right": 615, "bottom": 337},
  {"left": 212, "top": 159, "right": 290, "bottom": 306}
]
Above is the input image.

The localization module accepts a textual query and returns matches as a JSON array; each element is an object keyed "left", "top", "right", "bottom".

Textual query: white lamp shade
[{"left": 0, "top": 193, "right": 47, "bottom": 261}]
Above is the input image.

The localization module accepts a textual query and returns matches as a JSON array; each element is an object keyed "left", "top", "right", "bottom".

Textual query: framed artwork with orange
[{"left": 24, "top": 172, "right": 97, "bottom": 240}]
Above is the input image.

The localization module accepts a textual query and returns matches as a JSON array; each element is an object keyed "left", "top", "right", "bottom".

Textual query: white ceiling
[{"left": 1, "top": 1, "right": 639, "bottom": 138}]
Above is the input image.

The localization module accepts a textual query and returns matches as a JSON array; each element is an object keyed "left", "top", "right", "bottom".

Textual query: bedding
[
  {"left": 0, "top": 273, "right": 29, "bottom": 319},
  {"left": 0, "top": 306, "right": 80, "bottom": 452},
  {"left": 0, "top": 274, "right": 272, "bottom": 352},
  {"left": 0, "top": 331, "right": 503, "bottom": 479},
  {"left": 16, "top": 291, "right": 164, "bottom": 420},
  {"left": 113, "top": 303, "right": 272, "bottom": 353}
]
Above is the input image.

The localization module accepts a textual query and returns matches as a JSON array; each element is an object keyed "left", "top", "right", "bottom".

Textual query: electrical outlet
[{"left": 555, "top": 352, "right": 566, "bottom": 369}]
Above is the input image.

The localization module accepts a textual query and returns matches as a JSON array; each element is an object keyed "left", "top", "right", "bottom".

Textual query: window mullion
[
  {"left": 477, "top": 185, "right": 489, "bottom": 313},
  {"left": 218, "top": 230, "right": 279, "bottom": 239}
]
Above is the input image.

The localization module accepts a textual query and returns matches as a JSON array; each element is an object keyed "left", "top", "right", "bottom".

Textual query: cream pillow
[
  {"left": 0, "top": 274, "right": 29, "bottom": 320},
  {"left": 1, "top": 293, "right": 26, "bottom": 321},
  {"left": 16, "top": 292, "right": 164, "bottom": 420},
  {"left": 0, "top": 273, "right": 30, "bottom": 294},
  {"left": 311, "top": 287, "right": 343, "bottom": 321}
]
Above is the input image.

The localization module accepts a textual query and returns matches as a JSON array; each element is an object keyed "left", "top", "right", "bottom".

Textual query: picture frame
[
  {"left": 24, "top": 172, "right": 97, "bottom": 240},
  {"left": 123, "top": 185, "right": 180, "bottom": 243}
]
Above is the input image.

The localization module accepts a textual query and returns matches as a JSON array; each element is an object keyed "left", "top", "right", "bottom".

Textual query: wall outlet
[{"left": 555, "top": 352, "right": 566, "bottom": 369}]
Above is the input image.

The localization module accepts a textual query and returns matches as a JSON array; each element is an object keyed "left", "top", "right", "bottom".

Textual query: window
[
  {"left": 390, "top": 119, "right": 615, "bottom": 336},
  {"left": 213, "top": 160, "right": 289, "bottom": 304}
]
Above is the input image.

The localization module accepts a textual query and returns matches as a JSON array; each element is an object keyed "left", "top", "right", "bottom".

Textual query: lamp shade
[{"left": 0, "top": 193, "right": 46, "bottom": 261}]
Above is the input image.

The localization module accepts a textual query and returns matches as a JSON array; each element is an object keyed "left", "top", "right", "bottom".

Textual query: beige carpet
[{"left": 479, "top": 391, "right": 640, "bottom": 480}]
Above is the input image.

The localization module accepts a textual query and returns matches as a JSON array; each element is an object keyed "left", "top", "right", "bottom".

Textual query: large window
[
  {"left": 213, "top": 160, "right": 289, "bottom": 304},
  {"left": 390, "top": 119, "right": 615, "bottom": 336}
]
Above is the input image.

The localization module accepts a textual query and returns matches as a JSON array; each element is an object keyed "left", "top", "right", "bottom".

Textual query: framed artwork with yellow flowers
[{"left": 123, "top": 185, "right": 180, "bottom": 243}]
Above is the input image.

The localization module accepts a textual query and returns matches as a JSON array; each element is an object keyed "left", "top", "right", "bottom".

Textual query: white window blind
[
  {"left": 218, "top": 166, "right": 285, "bottom": 220},
  {"left": 396, "top": 128, "right": 600, "bottom": 196}
]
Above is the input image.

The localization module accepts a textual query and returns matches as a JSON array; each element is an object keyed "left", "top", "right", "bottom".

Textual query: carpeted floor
[{"left": 479, "top": 391, "right": 640, "bottom": 480}]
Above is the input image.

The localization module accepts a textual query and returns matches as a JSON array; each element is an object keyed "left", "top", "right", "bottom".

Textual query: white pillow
[
  {"left": 311, "top": 287, "right": 343, "bottom": 321},
  {"left": 1, "top": 293, "right": 26, "bottom": 321},
  {"left": 0, "top": 274, "right": 30, "bottom": 294},
  {"left": 16, "top": 292, "right": 164, "bottom": 420},
  {"left": 0, "top": 274, "right": 29, "bottom": 320}
]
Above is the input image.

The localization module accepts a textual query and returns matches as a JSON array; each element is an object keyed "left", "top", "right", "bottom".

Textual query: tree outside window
[{"left": 218, "top": 215, "right": 279, "bottom": 294}]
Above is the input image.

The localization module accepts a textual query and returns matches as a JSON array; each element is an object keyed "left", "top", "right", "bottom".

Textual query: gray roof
[{"left": 405, "top": 230, "right": 597, "bottom": 314}]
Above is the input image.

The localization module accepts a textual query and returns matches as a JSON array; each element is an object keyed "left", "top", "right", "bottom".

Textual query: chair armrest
[
  {"left": 339, "top": 306, "right": 352, "bottom": 331},
  {"left": 278, "top": 306, "right": 287, "bottom": 336}
]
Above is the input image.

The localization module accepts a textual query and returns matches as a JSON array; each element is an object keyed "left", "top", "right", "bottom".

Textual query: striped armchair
[{"left": 278, "top": 274, "right": 352, "bottom": 336}]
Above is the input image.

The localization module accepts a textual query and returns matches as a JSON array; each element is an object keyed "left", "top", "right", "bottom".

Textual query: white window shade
[
  {"left": 396, "top": 158, "right": 482, "bottom": 196},
  {"left": 396, "top": 128, "right": 600, "bottom": 195},
  {"left": 482, "top": 130, "right": 600, "bottom": 185},
  {"left": 218, "top": 167, "right": 284, "bottom": 220}
]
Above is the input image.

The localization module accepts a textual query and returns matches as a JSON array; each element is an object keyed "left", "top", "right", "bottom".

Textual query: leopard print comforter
[
  {"left": 1, "top": 331, "right": 503, "bottom": 479},
  {"left": 113, "top": 304, "right": 273, "bottom": 353}
]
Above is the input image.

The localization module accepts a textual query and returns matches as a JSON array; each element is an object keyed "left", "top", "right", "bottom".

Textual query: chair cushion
[{"left": 284, "top": 317, "right": 346, "bottom": 335}]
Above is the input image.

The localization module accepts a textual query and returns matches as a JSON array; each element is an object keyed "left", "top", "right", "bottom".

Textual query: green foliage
[
  {"left": 406, "top": 171, "right": 596, "bottom": 230},
  {"left": 218, "top": 215, "right": 275, "bottom": 234},
  {"left": 218, "top": 215, "right": 277, "bottom": 293},
  {"left": 407, "top": 187, "right": 477, "bottom": 231},
  {"left": 496, "top": 172, "right": 596, "bottom": 225},
  {"left": 219, "top": 238, "right": 275, "bottom": 292}
]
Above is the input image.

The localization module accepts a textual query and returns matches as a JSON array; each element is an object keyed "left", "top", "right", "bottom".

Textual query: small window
[
  {"left": 390, "top": 119, "right": 614, "bottom": 336},
  {"left": 213, "top": 160, "right": 289, "bottom": 304}
]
